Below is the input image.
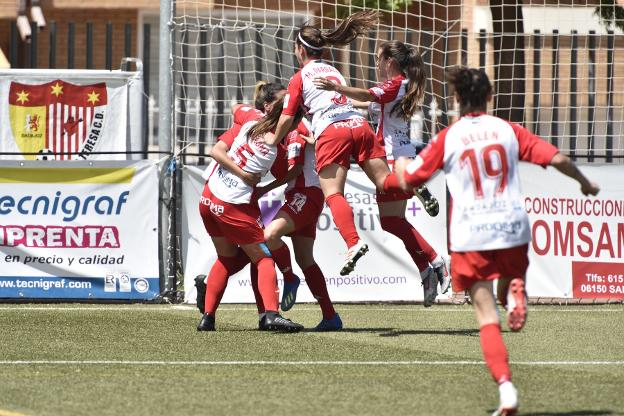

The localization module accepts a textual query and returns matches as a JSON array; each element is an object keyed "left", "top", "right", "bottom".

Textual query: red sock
[
  {"left": 249, "top": 264, "right": 264, "bottom": 313},
  {"left": 255, "top": 257, "right": 279, "bottom": 312},
  {"left": 325, "top": 193, "right": 359, "bottom": 248},
  {"left": 380, "top": 216, "right": 437, "bottom": 271},
  {"left": 270, "top": 243, "right": 296, "bottom": 283},
  {"left": 480, "top": 323, "right": 511, "bottom": 384},
  {"left": 383, "top": 172, "right": 402, "bottom": 192},
  {"left": 204, "top": 255, "right": 245, "bottom": 316},
  {"left": 303, "top": 263, "right": 335, "bottom": 320}
]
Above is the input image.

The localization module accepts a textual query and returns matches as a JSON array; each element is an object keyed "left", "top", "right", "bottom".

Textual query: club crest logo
[{"left": 8, "top": 80, "right": 108, "bottom": 160}]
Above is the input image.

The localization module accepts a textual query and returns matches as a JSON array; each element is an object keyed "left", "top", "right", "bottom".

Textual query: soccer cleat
[
  {"left": 196, "top": 313, "right": 215, "bottom": 331},
  {"left": 414, "top": 184, "right": 439, "bottom": 217},
  {"left": 420, "top": 267, "right": 438, "bottom": 307},
  {"left": 280, "top": 275, "right": 300, "bottom": 312},
  {"left": 492, "top": 381, "right": 518, "bottom": 416},
  {"left": 194, "top": 275, "right": 207, "bottom": 315},
  {"left": 431, "top": 256, "right": 451, "bottom": 294},
  {"left": 340, "top": 240, "right": 369, "bottom": 276},
  {"left": 264, "top": 312, "right": 304, "bottom": 332},
  {"left": 258, "top": 313, "right": 269, "bottom": 331},
  {"left": 506, "top": 278, "right": 527, "bottom": 332},
  {"left": 314, "top": 313, "right": 343, "bottom": 332}
]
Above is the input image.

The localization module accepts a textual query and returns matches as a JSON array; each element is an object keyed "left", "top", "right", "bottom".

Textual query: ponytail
[
  {"left": 296, "top": 10, "right": 380, "bottom": 57},
  {"left": 379, "top": 40, "right": 426, "bottom": 120},
  {"left": 247, "top": 96, "right": 285, "bottom": 140}
]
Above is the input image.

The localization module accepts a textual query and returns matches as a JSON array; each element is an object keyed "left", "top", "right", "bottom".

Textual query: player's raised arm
[{"left": 549, "top": 153, "right": 600, "bottom": 196}]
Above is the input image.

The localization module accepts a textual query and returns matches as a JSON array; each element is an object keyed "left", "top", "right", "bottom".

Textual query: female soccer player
[
  {"left": 197, "top": 81, "right": 331, "bottom": 329},
  {"left": 395, "top": 67, "right": 600, "bottom": 415},
  {"left": 314, "top": 40, "right": 450, "bottom": 305},
  {"left": 266, "top": 10, "right": 413, "bottom": 278},
  {"left": 195, "top": 81, "right": 288, "bottom": 324},
  {"left": 197, "top": 95, "right": 304, "bottom": 332},
  {"left": 257, "top": 119, "right": 342, "bottom": 330}
]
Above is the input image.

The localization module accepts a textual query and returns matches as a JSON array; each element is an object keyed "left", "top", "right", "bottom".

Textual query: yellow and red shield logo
[{"left": 9, "top": 80, "right": 107, "bottom": 160}]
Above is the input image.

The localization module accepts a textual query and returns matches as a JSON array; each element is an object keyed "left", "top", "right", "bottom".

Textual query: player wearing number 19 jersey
[{"left": 398, "top": 67, "right": 599, "bottom": 416}]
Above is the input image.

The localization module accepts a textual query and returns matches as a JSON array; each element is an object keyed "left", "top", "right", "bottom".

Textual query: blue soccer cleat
[
  {"left": 314, "top": 313, "right": 343, "bottom": 332},
  {"left": 281, "top": 274, "right": 300, "bottom": 311}
]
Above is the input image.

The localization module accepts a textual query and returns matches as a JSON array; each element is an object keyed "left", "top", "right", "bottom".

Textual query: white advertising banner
[
  {"left": 0, "top": 160, "right": 159, "bottom": 299},
  {"left": 0, "top": 69, "right": 143, "bottom": 160},
  {"left": 521, "top": 163, "right": 624, "bottom": 299},
  {"left": 182, "top": 165, "right": 449, "bottom": 304}
]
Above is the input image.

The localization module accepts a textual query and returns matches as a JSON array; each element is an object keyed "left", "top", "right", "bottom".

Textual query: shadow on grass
[
  {"left": 379, "top": 328, "right": 480, "bottom": 337},
  {"left": 302, "top": 327, "right": 395, "bottom": 334},
  {"left": 513, "top": 411, "right": 615, "bottom": 416}
]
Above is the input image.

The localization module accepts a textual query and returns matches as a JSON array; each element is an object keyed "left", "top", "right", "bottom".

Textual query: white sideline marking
[
  {"left": 0, "top": 360, "right": 622, "bottom": 366},
  {"left": 0, "top": 305, "right": 622, "bottom": 312}
]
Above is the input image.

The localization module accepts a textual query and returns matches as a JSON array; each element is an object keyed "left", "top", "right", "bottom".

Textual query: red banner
[{"left": 572, "top": 261, "right": 624, "bottom": 298}]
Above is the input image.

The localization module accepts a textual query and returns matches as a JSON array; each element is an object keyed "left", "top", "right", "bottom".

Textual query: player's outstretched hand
[
  {"left": 581, "top": 181, "right": 600, "bottom": 196},
  {"left": 313, "top": 77, "right": 337, "bottom": 91}
]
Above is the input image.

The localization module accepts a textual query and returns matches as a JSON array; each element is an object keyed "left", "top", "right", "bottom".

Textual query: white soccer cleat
[
  {"left": 492, "top": 381, "right": 518, "bottom": 416},
  {"left": 339, "top": 240, "right": 369, "bottom": 276},
  {"left": 431, "top": 255, "right": 451, "bottom": 294},
  {"left": 420, "top": 267, "right": 438, "bottom": 307}
]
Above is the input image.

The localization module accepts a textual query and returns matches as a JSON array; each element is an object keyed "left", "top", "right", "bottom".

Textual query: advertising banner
[
  {"left": 181, "top": 165, "right": 449, "bottom": 304},
  {"left": 522, "top": 163, "right": 624, "bottom": 299},
  {"left": 0, "top": 160, "right": 159, "bottom": 299},
  {"left": 0, "top": 69, "right": 143, "bottom": 160}
]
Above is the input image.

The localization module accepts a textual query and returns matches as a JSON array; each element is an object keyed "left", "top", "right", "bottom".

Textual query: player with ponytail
[
  {"left": 314, "top": 40, "right": 449, "bottom": 305},
  {"left": 266, "top": 10, "right": 413, "bottom": 278}
]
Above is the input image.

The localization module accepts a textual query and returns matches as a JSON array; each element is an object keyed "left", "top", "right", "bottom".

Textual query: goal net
[{"left": 170, "top": 1, "right": 623, "bottom": 163}]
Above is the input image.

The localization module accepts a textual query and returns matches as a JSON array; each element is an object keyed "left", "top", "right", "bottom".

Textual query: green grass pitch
[{"left": 0, "top": 303, "right": 623, "bottom": 415}]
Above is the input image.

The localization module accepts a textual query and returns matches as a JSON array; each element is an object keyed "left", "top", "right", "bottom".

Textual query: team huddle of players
[{"left": 193, "top": 10, "right": 600, "bottom": 416}]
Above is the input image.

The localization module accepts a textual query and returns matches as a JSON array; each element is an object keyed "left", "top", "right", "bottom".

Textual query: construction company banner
[
  {"left": 521, "top": 163, "right": 624, "bottom": 299},
  {"left": 0, "top": 69, "right": 143, "bottom": 160},
  {"left": 0, "top": 160, "right": 159, "bottom": 300},
  {"left": 181, "top": 165, "right": 449, "bottom": 304}
]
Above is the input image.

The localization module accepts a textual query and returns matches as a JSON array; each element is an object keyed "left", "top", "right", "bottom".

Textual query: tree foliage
[
  {"left": 334, "top": 0, "right": 414, "bottom": 19},
  {"left": 594, "top": 0, "right": 624, "bottom": 32}
]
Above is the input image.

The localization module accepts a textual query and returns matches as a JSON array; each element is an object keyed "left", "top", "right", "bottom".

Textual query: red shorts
[
  {"left": 278, "top": 187, "right": 324, "bottom": 238},
  {"left": 198, "top": 184, "right": 265, "bottom": 245},
  {"left": 450, "top": 244, "right": 529, "bottom": 292},
  {"left": 315, "top": 118, "right": 386, "bottom": 172}
]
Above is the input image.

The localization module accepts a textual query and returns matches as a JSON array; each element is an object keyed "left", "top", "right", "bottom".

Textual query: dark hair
[
  {"left": 379, "top": 40, "right": 426, "bottom": 120},
  {"left": 246, "top": 98, "right": 305, "bottom": 142},
  {"left": 296, "top": 10, "right": 380, "bottom": 57},
  {"left": 252, "top": 81, "right": 286, "bottom": 111},
  {"left": 446, "top": 67, "right": 492, "bottom": 115}
]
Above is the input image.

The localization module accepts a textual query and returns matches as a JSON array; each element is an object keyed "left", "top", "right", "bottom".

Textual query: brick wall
[{"left": 5, "top": 8, "right": 138, "bottom": 69}]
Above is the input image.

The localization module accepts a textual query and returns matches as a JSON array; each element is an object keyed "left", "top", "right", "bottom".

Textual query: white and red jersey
[
  {"left": 285, "top": 119, "right": 320, "bottom": 191},
  {"left": 368, "top": 75, "right": 416, "bottom": 161},
  {"left": 404, "top": 113, "right": 559, "bottom": 252},
  {"left": 207, "top": 121, "right": 278, "bottom": 204},
  {"left": 283, "top": 60, "right": 364, "bottom": 138}
]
